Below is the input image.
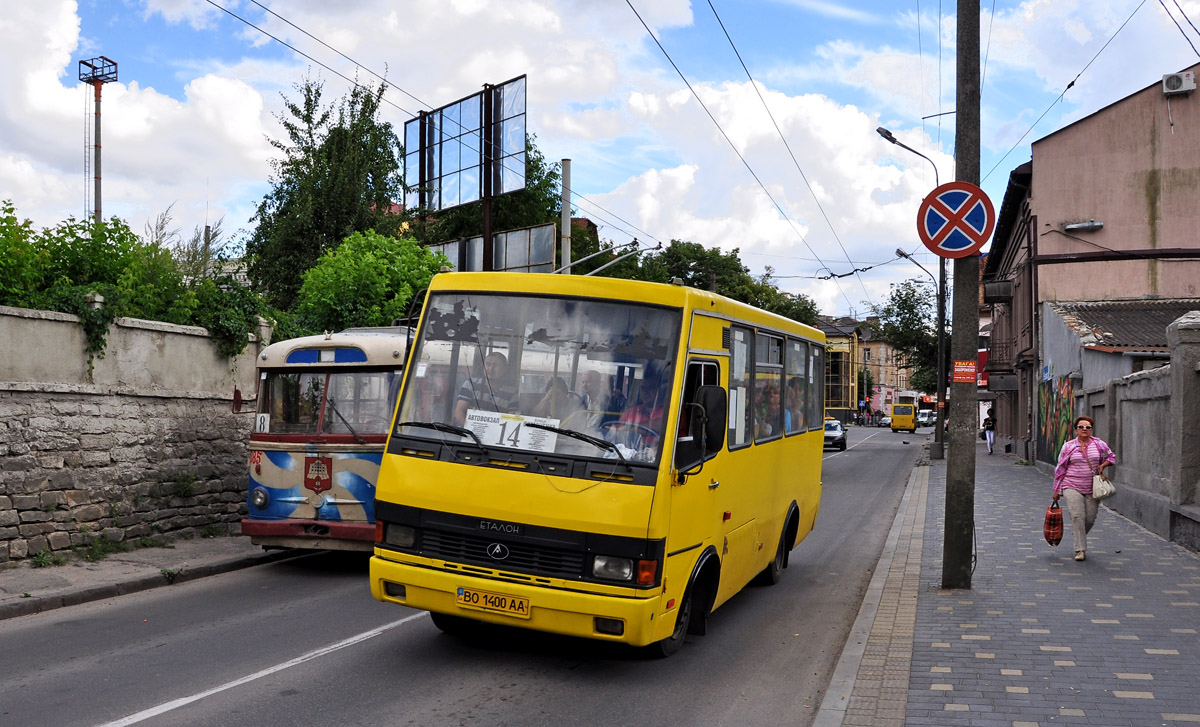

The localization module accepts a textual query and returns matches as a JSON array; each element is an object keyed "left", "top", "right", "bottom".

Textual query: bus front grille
[{"left": 420, "top": 530, "right": 587, "bottom": 579}]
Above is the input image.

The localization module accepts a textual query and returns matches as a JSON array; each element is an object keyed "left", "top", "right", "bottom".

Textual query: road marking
[
  {"left": 823, "top": 430, "right": 881, "bottom": 458},
  {"left": 93, "top": 612, "right": 428, "bottom": 727}
]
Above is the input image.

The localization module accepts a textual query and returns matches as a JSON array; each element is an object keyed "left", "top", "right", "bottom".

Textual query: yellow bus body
[
  {"left": 890, "top": 403, "right": 916, "bottom": 432},
  {"left": 370, "top": 272, "right": 825, "bottom": 650}
]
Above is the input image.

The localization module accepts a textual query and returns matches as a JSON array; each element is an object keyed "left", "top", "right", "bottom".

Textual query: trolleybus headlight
[
  {"left": 250, "top": 487, "right": 269, "bottom": 509},
  {"left": 384, "top": 524, "right": 416, "bottom": 549},
  {"left": 592, "top": 555, "right": 633, "bottom": 581}
]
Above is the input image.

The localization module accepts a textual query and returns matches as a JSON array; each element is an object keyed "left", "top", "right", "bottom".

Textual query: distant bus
[
  {"left": 890, "top": 403, "right": 916, "bottom": 433},
  {"left": 242, "top": 328, "right": 407, "bottom": 551},
  {"left": 370, "top": 272, "right": 826, "bottom": 656}
]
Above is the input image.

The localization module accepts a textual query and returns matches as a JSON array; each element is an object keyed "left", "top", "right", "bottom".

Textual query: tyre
[
  {"left": 429, "top": 611, "right": 476, "bottom": 636},
  {"left": 755, "top": 528, "right": 789, "bottom": 586},
  {"left": 839, "top": 440, "right": 847, "bottom": 451},
  {"left": 652, "top": 587, "right": 692, "bottom": 657}
]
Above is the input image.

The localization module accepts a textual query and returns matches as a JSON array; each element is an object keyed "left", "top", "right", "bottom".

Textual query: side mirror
[{"left": 674, "top": 385, "right": 727, "bottom": 473}]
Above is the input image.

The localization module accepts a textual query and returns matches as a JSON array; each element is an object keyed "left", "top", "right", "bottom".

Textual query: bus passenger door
[{"left": 666, "top": 359, "right": 722, "bottom": 597}]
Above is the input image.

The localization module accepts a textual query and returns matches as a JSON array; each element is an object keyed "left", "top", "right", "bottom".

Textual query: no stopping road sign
[{"left": 916, "top": 181, "right": 995, "bottom": 259}]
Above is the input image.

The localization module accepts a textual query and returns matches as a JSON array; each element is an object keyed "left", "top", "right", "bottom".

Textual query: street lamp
[
  {"left": 896, "top": 248, "right": 947, "bottom": 458},
  {"left": 878, "top": 126, "right": 947, "bottom": 459}
]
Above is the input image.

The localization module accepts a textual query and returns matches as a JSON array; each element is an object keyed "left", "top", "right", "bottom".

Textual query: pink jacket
[{"left": 1053, "top": 437, "right": 1115, "bottom": 495}]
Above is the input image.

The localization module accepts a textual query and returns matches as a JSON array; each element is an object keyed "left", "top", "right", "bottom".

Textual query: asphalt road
[{"left": 0, "top": 425, "right": 924, "bottom": 727}]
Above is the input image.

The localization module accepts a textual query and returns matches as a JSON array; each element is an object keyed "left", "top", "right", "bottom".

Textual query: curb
[
  {"left": 812, "top": 462, "right": 923, "bottom": 727},
  {"left": 0, "top": 549, "right": 299, "bottom": 622}
]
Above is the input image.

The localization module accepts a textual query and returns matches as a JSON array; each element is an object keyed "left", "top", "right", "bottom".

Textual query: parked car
[
  {"left": 824, "top": 420, "right": 847, "bottom": 450},
  {"left": 878, "top": 415, "right": 892, "bottom": 428}
]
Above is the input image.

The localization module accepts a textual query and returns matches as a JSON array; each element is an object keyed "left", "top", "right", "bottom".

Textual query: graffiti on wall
[{"left": 1037, "top": 376, "right": 1074, "bottom": 464}]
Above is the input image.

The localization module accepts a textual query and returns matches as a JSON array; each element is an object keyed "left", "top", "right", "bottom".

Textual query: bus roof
[
  {"left": 257, "top": 327, "right": 410, "bottom": 369},
  {"left": 426, "top": 272, "right": 825, "bottom": 344}
]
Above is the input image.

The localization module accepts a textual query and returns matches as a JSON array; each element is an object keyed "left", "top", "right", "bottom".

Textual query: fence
[
  {"left": 1073, "top": 311, "right": 1200, "bottom": 551},
  {"left": 0, "top": 305, "right": 267, "bottom": 562}
]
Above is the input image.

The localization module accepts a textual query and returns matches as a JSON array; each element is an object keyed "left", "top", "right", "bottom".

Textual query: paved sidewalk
[
  {"left": 0, "top": 535, "right": 294, "bottom": 621},
  {"left": 820, "top": 442, "right": 1200, "bottom": 727}
]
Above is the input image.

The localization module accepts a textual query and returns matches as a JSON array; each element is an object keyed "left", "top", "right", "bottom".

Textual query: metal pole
[
  {"left": 560, "top": 159, "right": 571, "bottom": 272},
  {"left": 93, "top": 81, "right": 102, "bottom": 223},
  {"left": 933, "top": 257, "right": 946, "bottom": 459},
  {"left": 942, "top": 0, "right": 981, "bottom": 590}
]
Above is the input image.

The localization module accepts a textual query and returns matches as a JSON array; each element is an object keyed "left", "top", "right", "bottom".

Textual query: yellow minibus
[
  {"left": 890, "top": 403, "right": 916, "bottom": 433},
  {"left": 369, "top": 272, "right": 826, "bottom": 656}
]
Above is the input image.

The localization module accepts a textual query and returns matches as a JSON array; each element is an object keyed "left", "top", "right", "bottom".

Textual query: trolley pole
[{"left": 942, "top": 0, "right": 981, "bottom": 590}]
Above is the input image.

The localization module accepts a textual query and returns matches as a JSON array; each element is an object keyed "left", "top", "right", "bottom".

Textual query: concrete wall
[
  {"left": 1, "top": 306, "right": 266, "bottom": 562},
  {"left": 1072, "top": 311, "right": 1200, "bottom": 551}
]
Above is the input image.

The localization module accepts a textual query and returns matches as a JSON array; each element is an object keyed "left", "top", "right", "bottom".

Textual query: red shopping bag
[{"left": 1044, "top": 501, "right": 1063, "bottom": 546}]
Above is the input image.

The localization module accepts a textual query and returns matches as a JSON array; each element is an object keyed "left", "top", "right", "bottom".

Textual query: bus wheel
[
  {"left": 430, "top": 611, "right": 476, "bottom": 636},
  {"left": 756, "top": 529, "right": 788, "bottom": 586},
  {"left": 652, "top": 589, "right": 693, "bottom": 658}
]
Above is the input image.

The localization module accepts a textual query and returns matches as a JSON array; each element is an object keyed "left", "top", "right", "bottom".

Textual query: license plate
[{"left": 455, "top": 587, "right": 531, "bottom": 619}]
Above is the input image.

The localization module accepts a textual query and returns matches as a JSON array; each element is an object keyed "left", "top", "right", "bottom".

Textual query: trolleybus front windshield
[{"left": 396, "top": 292, "right": 681, "bottom": 466}]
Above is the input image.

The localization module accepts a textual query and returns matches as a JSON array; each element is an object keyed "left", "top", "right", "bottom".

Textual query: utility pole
[
  {"left": 560, "top": 159, "right": 572, "bottom": 272},
  {"left": 943, "top": 0, "right": 981, "bottom": 589}
]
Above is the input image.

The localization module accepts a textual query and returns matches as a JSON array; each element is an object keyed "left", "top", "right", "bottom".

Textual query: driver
[{"left": 613, "top": 367, "right": 669, "bottom": 448}]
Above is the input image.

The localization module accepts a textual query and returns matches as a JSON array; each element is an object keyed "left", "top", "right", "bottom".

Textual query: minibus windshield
[{"left": 396, "top": 292, "right": 682, "bottom": 465}]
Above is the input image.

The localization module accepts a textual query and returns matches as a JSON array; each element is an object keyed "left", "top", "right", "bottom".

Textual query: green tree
[
  {"left": 246, "top": 78, "right": 404, "bottom": 309},
  {"left": 0, "top": 199, "right": 43, "bottom": 307},
  {"left": 295, "top": 230, "right": 448, "bottom": 331},
  {"left": 868, "top": 279, "right": 939, "bottom": 392}
]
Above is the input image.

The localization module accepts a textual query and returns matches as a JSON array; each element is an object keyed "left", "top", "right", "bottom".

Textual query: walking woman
[{"left": 1052, "top": 415, "right": 1115, "bottom": 561}]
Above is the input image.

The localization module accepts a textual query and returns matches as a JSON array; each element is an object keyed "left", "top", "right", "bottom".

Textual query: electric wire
[
  {"left": 982, "top": 0, "right": 1149, "bottom": 183},
  {"left": 982, "top": 0, "right": 998, "bottom": 95},
  {"left": 208, "top": 0, "right": 665, "bottom": 254},
  {"left": 1170, "top": 0, "right": 1200, "bottom": 39},
  {"left": 202, "top": 0, "right": 419, "bottom": 119},
  {"left": 624, "top": 0, "right": 858, "bottom": 314},
  {"left": 706, "top": 0, "right": 873, "bottom": 307},
  {"left": 1158, "top": 0, "right": 1200, "bottom": 58}
]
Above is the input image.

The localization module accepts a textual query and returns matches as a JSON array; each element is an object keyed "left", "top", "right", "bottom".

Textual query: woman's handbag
[
  {"left": 1092, "top": 474, "right": 1116, "bottom": 501},
  {"left": 979, "top": 430, "right": 986, "bottom": 440},
  {"left": 1044, "top": 501, "right": 1063, "bottom": 546},
  {"left": 1085, "top": 441, "right": 1117, "bottom": 500}
]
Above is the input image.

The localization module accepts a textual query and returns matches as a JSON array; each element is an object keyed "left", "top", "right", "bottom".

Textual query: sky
[{"left": 2, "top": 0, "right": 1199, "bottom": 318}]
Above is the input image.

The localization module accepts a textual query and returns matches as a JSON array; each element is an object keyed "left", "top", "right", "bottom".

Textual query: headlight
[
  {"left": 384, "top": 524, "right": 416, "bottom": 548},
  {"left": 250, "top": 488, "right": 269, "bottom": 509},
  {"left": 592, "top": 555, "right": 633, "bottom": 581}
]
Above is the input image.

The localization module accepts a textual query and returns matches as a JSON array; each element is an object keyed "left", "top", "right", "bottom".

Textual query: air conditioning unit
[{"left": 1162, "top": 71, "right": 1196, "bottom": 95}]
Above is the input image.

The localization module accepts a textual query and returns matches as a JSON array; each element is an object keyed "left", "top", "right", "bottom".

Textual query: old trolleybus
[
  {"left": 242, "top": 328, "right": 408, "bottom": 551},
  {"left": 370, "top": 272, "right": 826, "bottom": 655}
]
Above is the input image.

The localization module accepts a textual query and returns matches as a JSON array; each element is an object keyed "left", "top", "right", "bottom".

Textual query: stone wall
[
  {"left": 1, "top": 306, "right": 266, "bottom": 562},
  {"left": 1072, "top": 311, "right": 1200, "bottom": 550}
]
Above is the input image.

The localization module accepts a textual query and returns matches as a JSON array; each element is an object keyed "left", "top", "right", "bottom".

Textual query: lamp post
[
  {"left": 878, "top": 126, "right": 947, "bottom": 459},
  {"left": 896, "top": 249, "right": 947, "bottom": 458}
]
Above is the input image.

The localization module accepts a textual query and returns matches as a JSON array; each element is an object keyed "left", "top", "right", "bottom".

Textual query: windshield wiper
[
  {"left": 326, "top": 398, "right": 366, "bottom": 445},
  {"left": 524, "top": 422, "right": 629, "bottom": 466},
  {"left": 397, "top": 421, "right": 488, "bottom": 453}
]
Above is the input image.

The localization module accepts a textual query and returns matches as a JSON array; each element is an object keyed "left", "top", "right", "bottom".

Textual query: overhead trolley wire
[
  {"left": 625, "top": 0, "right": 859, "bottom": 315},
  {"left": 706, "top": 0, "right": 874, "bottom": 307},
  {"left": 982, "top": 0, "right": 1149, "bottom": 183}
]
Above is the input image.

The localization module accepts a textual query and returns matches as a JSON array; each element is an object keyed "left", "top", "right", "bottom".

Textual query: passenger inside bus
[
  {"left": 785, "top": 377, "right": 805, "bottom": 432},
  {"left": 578, "top": 370, "right": 624, "bottom": 428},
  {"left": 454, "top": 351, "right": 518, "bottom": 425},
  {"left": 532, "top": 376, "right": 582, "bottom": 421}
]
